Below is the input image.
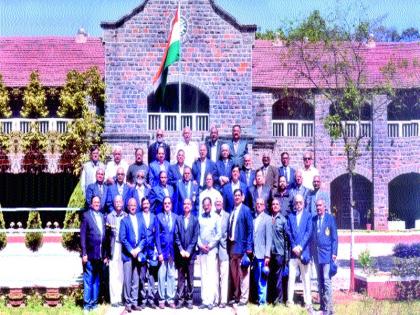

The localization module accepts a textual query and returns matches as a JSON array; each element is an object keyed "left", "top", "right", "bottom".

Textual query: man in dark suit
[
  {"left": 156, "top": 197, "right": 178, "bottom": 309},
  {"left": 229, "top": 124, "right": 248, "bottom": 167},
  {"left": 119, "top": 198, "right": 146, "bottom": 313},
  {"left": 246, "top": 169, "right": 272, "bottom": 215},
  {"left": 126, "top": 148, "right": 149, "bottom": 186},
  {"left": 278, "top": 151, "right": 296, "bottom": 188},
  {"left": 192, "top": 144, "right": 216, "bottom": 191},
  {"left": 286, "top": 194, "right": 313, "bottom": 310},
  {"left": 312, "top": 199, "right": 338, "bottom": 315},
  {"left": 106, "top": 166, "right": 130, "bottom": 212},
  {"left": 126, "top": 169, "right": 151, "bottom": 212},
  {"left": 173, "top": 166, "right": 199, "bottom": 216},
  {"left": 271, "top": 176, "right": 293, "bottom": 216},
  {"left": 259, "top": 153, "right": 278, "bottom": 190},
  {"left": 80, "top": 196, "right": 107, "bottom": 312},
  {"left": 215, "top": 143, "right": 234, "bottom": 188},
  {"left": 206, "top": 126, "right": 223, "bottom": 163},
  {"left": 148, "top": 146, "right": 170, "bottom": 187},
  {"left": 227, "top": 189, "right": 253, "bottom": 306},
  {"left": 221, "top": 165, "right": 248, "bottom": 213},
  {"left": 240, "top": 154, "right": 256, "bottom": 188},
  {"left": 168, "top": 149, "right": 187, "bottom": 186},
  {"left": 174, "top": 198, "right": 199, "bottom": 309},
  {"left": 148, "top": 129, "right": 170, "bottom": 165},
  {"left": 290, "top": 170, "right": 310, "bottom": 205},
  {"left": 149, "top": 171, "right": 174, "bottom": 215},
  {"left": 85, "top": 168, "right": 109, "bottom": 213}
]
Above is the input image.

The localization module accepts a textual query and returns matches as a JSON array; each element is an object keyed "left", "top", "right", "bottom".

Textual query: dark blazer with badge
[
  {"left": 174, "top": 214, "right": 199, "bottom": 264},
  {"left": 80, "top": 209, "right": 106, "bottom": 260},
  {"left": 286, "top": 210, "right": 313, "bottom": 264},
  {"left": 311, "top": 213, "right": 338, "bottom": 264}
]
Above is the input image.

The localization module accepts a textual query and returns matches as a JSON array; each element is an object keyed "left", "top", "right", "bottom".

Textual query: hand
[
  {"left": 185, "top": 252, "right": 190, "bottom": 258},
  {"left": 201, "top": 245, "right": 209, "bottom": 254},
  {"left": 292, "top": 246, "right": 301, "bottom": 256},
  {"left": 264, "top": 258, "right": 270, "bottom": 266},
  {"left": 332, "top": 255, "right": 337, "bottom": 261},
  {"left": 158, "top": 254, "right": 164, "bottom": 262},
  {"left": 103, "top": 257, "right": 109, "bottom": 265},
  {"left": 131, "top": 248, "right": 140, "bottom": 258},
  {"left": 82, "top": 255, "right": 88, "bottom": 264}
]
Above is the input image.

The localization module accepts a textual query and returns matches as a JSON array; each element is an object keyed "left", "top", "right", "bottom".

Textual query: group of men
[{"left": 80, "top": 125, "right": 338, "bottom": 314}]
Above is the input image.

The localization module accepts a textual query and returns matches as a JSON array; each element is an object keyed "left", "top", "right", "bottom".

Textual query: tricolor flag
[{"left": 153, "top": 7, "right": 181, "bottom": 99}]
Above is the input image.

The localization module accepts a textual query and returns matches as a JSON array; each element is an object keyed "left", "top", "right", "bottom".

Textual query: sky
[{"left": 0, "top": 0, "right": 419, "bottom": 37}]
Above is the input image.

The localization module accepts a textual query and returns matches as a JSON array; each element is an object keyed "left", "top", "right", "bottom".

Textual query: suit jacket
[
  {"left": 240, "top": 169, "right": 256, "bottom": 188},
  {"left": 215, "top": 159, "right": 234, "bottom": 188},
  {"left": 228, "top": 204, "right": 253, "bottom": 255},
  {"left": 119, "top": 213, "right": 146, "bottom": 262},
  {"left": 148, "top": 141, "right": 170, "bottom": 165},
  {"left": 148, "top": 160, "right": 170, "bottom": 187},
  {"left": 192, "top": 158, "right": 217, "bottom": 189},
  {"left": 168, "top": 163, "right": 186, "bottom": 186},
  {"left": 311, "top": 213, "right": 338, "bottom": 264},
  {"left": 259, "top": 165, "right": 279, "bottom": 190},
  {"left": 271, "top": 189, "right": 293, "bottom": 216},
  {"left": 173, "top": 179, "right": 199, "bottom": 216},
  {"left": 174, "top": 214, "right": 199, "bottom": 264},
  {"left": 246, "top": 184, "right": 272, "bottom": 214},
  {"left": 138, "top": 211, "right": 158, "bottom": 259},
  {"left": 149, "top": 184, "right": 174, "bottom": 215},
  {"left": 80, "top": 209, "right": 106, "bottom": 260},
  {"left": 206, "top": 140, "right": 223, "bottom": 163},
  {"left": 229, "top": 139, "right": 248, "bottom": 167},
  {"left": 156, "top": 211, "right": 178, "bottom": 260},
  {"left": 253, "top": 212, "right": 273, "bottom": 259},
  {"left": 290, "top": 184, "right": 310, "bottom": 205},
  {"left": 216, "top": 210, "right": 230, "bottom": 261},
  {"left": 279, "top": 166, "right": 296, "bottom": 187},
  {"left": 306, "top": 190, "right": 331, "bottom": 215},
  {"left": 286, "top": 210, "right": 313, "bottom": 264},
  {"left": 222, "top": 181, "right": 248, "bottom": 213},
  {"left": 126, "top": 185, "right": 151, "bottom": 212},
  {"left": 105, "top": 210, "right": 127, "bottom": 259},
  {"left": 85, "top": 182, "right": 109, "bottom": 213},
  {"left": 106, "top": 182, "right": 130, "bottom": 212}
]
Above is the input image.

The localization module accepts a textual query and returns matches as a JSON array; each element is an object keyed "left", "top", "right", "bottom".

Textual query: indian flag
[{"left": 153, "top": 7, "right": 181, "bottom": 98}]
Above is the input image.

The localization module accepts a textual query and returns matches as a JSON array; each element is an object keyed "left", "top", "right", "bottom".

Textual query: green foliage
[
  {"left": 358, "top": 248, "right": 376, "bottom": 274},
  {"left": 0, "top": 74, "right": 12, "bottom": 118},
  {"left": 21, "top": 123, "right": 49, "bottom": 153},
  {"left": 25, "top": 211, "right": 43, "bottom": 252},
  {"left": 287, "top": 10, "right": 329, "bottom": 42},
  {"left": 67, "top": 181, "right": 85, "bottom": 208},
  {"left": 25, "top": 291, "right": 44, "bottom": 309},
  {"left": 62, "top": 182, "right": 83, "bottom": 252},
  {"left": 20, "top": 71, "right": 49, "bottom": 118},
  {"left": 0, "top": 210, "right": 7, "bottom": 251}
]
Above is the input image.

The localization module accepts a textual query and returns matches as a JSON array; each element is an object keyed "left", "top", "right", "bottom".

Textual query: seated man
[
  {"left": 149, "top": 171, "right": 174, "bottom": 215},
  {"left": 106, "top": 166, "right": 130, "bottom": 212},
  {"left": 148, "top": 146, "right": 170, "bottom": 187},
  {"left": 168, "top": 149, "right": 187, "bottom": 187},
  {"left": 85, "top": 168, "right": 108, "bottom": 213},
  {"left": 221, "top": 165, "right": 248, "bottom": 213},
  {"left": 173, "top": 166, "right": 199, "bottom": 216}
]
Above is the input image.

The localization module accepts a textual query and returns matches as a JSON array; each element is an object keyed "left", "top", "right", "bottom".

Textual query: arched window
[
  {"left": 387, "top": 90, "right": 420, "bottom": 137},
  {"left": 147, "top": 83, "right": 209, "bottom": 131},
  {"left": 329, "top": 102, "right": 372, "bottom": 137},
  {"left": 272, "top": 96, "right": 314, "bottom": 137}
]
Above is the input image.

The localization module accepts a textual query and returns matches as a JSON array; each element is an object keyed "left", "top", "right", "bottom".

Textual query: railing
[
  {"left": 148, "top": 113, "right": 209, "bottom": 132},
  {"left": 272, "top": 120, "right": 314, "bottom": 137},
  {"left": 342, "top": 121, "right": 372, "bottom": 138},
  {"left": 388, "top": 120, "right": 420, "bottom": 138},
  {"left": 0, "top": 118, "right": 73, "bottom": 134}
]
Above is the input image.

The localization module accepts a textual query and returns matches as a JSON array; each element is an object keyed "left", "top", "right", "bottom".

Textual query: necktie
[{"left": 99, "top": 184, "right": 103, "bottom": 196}]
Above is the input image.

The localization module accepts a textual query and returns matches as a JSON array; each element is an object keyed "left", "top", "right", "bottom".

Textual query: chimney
[{"left": 75, "top": 27, "right": 88, "bottom": 43}]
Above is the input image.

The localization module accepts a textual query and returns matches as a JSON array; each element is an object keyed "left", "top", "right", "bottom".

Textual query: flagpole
[{"left": 178, "top": 0, "right": 182, "bottom": 127}]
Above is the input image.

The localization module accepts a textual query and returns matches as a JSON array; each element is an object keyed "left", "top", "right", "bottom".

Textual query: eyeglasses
[
  {"left": 303, "top": 157, "right": 312, "bottom": 161},
  {"left": 137, "top": 175, "right": 145, "bottom": 178},
  {"left": 117, "top": 173, "right": 125, "bottom": 176}
]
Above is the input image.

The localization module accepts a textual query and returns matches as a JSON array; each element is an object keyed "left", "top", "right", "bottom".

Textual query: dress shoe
[
  {"left": 228, "top": 300, "right": 237, "bottom": 306},
  {"left": 207, "top": 304, "right": 213, "bottom": 310},
  {"left": 237, "top": 301, "right": 247, "bottom": 306},
  {"left": 198, "top": 304, "right": 207, "bottom": 309},
  {"left": 148, "top": 302, "right": 156, "bottom": 309},
  {"left": 125, "top": 306, "right": 132, "bottom": 313},
  {"left": 187, "top": 303, "right": 193, "bottom": 309},
  {"left": 131, "top": 305, "right": 142, "bottom": 311},
  {"left": 176, "top": 303, "right": 184, "bottom": 309},
  {"left": 219, "top": 303, "right": 226, "bottom": 308},
  {"left": 168, "top": 302, "right": 176, "bottom": 309},
  {"left": 158, "top": 302, "right": 165, "bottom": 309}
]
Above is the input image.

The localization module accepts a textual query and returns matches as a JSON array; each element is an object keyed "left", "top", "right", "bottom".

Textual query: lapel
[{"left": 89, "top": 210, "right": 101, "bottom": 235}]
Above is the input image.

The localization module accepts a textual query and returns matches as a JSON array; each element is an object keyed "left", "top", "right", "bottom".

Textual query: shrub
[
  {"left": 62, "top": 182, "right": 83, "bottom": 252},
  {"left": 0, "top": 210, "right": 7, "bottom": 251},
  {"left": 393, "top": 243, "right": 420, "bottom": 258},
  {"left": 25, "top": 211, "right": 43, "bottom": 252},
  {"left": 358, "top": 248, "right": 375, "bottom": 274}
]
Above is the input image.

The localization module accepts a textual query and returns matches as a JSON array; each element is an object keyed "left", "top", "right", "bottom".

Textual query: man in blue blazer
[
  {"left": 80, "top": 196, "right": 107, "bottom": 312},
  {"left": 173, "top": 167, "right": 199, "bottom": 216},
  {"left": 126, "top": 169, "right": 151, "bottom": 212},
  {"left": 312, "top": 199, "right": 338, "bottom": 315},
  {"left": 85, "top": 168, "right": 109, "bottom": 213},
  {"left": 240, "top": 154, "right": 256, "bottom": 188},
  {"left": 229, "top": 125, "right": 248, "bottom": 168},
  {"left": 149, "top": 171, "right": 174, "bottom": 215},
  {"left": 168, "top": 149, "right": 187, "bottom": 187},
  {"left": 222, "top": 166, "right": 248, "bottom": 213},
  {"left": 306, "top": 176, "right": 331, "bottom": 215},
  {"left": 148, "top": 146, "right": 170, "bottom": 187},
  {"left": 246, "top": 169, "right": 272, "bottom": 215},
  {"left": 278, "top": 152, "right": 296, "bottom": 188},
  {"left": 227, "top": 189, "right": 253, "bottom": 306},
  {"left": 106, "top": 166, "right": 130, "bottom": 212},
  {"left": 119, "top": 198, "right": 146, "bottom": 313},
  {"left": 192, "top": 144, "right": 217, "bottom": 191},
  {"left": 215, "top": 144, "right": 234, "bottom": 189},
  {"left": 206, "top": 126, "right": 223, "bottom": 163},
  {"left": 286, "top": 194, "right": 313, "bottom": 310},
  {"left": 156, "top": 197, "right": 178, "bottom": 309}
]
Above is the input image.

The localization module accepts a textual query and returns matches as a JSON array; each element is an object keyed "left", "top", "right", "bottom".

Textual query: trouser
[
  {"left": 252, "top": 258, "right": 268, "bottom": 305},
  {"left": 158, "top": 259, "right": 176, "bottom": 303},
  {"left": 267, "top": 254, "right": 286, "bottom": 304},
  {"left": 287, "top": 258, "right": 311, "bottom": 306},
  {"left": 123, "top": 259, "right": 141, "bottom": 307},
  {"left": 109, "top": 243, "right": 124, "bottom": 304},
  {"left": 229, "top": 252, "right": 250, "bottom": 304},
  {"left": 215, "top": 257, "right": 229, "bottom": 304},
  {"left": 176, "top": 258, "right": 195, "bottom": 304},
  {"left": 139, "top": 262, "right": 157, "bottom": 306},
  {"left": 200, "top": 251, "right": 217, "bottom": 305},
  {"left": 315, "top": 262, "right": 333, "bottom": 313},
  {"left": 83, "top": 259, "right": 103, "bottom": 310}
]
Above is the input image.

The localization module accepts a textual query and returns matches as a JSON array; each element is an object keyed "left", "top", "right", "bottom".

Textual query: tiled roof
[
  {"left": 252, "top": 39, "right": 420, "bottom": 89},
  {"left": 0, "top": 37, "right": 104, "bottom": 87}
]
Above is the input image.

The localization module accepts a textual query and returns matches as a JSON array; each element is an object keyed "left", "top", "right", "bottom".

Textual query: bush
[
  {"left": 393, "top": 243, "right": 420, "bottom": 258},
  {"left": 25, "top": 211, "right": 43, "bottom": 252},
  {"left": 358, "top": 248, "right": 376, "bottom": 274},
  {"left": 62, "top": 181, "right": 83, "bottom": 252},
  {"left": 0, "top": 210, "right": 7, "bottom": 251}
]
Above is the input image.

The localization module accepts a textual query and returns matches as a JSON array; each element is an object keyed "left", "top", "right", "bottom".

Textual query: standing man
[
  {"left": 271, "top": 176, "right": 293, "bottom": 216},
  {"left": 148, "top": 146, "right": 170, "bottom": 187},
  {"left": 127, "top": 170, "right": 151, "bottom": 212},
  {"left": 252, "top": 198, "right": 272, "bottom": 305},
  {"left": 168, "top": 149, "right": 187, "bottom": 186},
  {"left": 105, "top": 145, "right": 129, "bottom": 185},
  {"left": 278, "top": 152, "right": 296, "bottom": 188},
  {"left": 105, "top": 195, "right": 127, "bottom": 307},
  {"left": 175, "top": 127, "right": 199, "bottom": 168},
  {"left": 240, "top": 154, "right": 256, "bottom": 188},
  {"left": 228, "top": 189, "right": 253, "bottom": 306},
  {"left": 192, "top": 144, "right": 216, "bottom": 191},
  {"left": 259, "top": 153, "right": 279, "bottom": 190},
  {"left": 80, "top": 145, "right": 104, "bottom": 196},
  {"left": 306, "top": 176, "right": 331, "bottom": 215},
  {"left": 85, "top": 168, "right": 108, "bottom": 212},
  {"left": 173, "top": 166, "right": 199, "bottom": 216},
  {"left": 222, "top": 165, "right": 248, "bottom": 213},
  {"left": 80, "top": 196, "right": 107, "bottom": 312},
  {"left": 174, "top": 198, "right": 199, "bottom": 309},
  {"left": 148, "top": 129, "right": 170, "bottom": 165},
  {"left": 199, "top": 173, "right": 222, "bottom": 215},
  {"left": 206, "top": 126, "right": 223, "bottom": 163},
  {"left": 312, "top": 199, "right": 338, "bottom": 315},
  {"left": 149, "top": 171, "right": 174, "bottom": 215},
  {"left": 301, "top": 152, "right": 319, "bottom": 190},
  {"left": 119, "top": 198, "right": 146, "bottom": 313},
  {"left": 229, "top": 124, "right": 248, "bottom": 167},
  {"left": 127, "top": 148, "right": 149, "bottom": 186},
  {"left": 215, "top": 144, "right": 234, "bottom": 188},
  {"left": 286, "top": 194, "right": 313, "bottom": 310},
  {"left": 290, "top": 170, "right": 310, "bottom": 203},
  {"left": 198, "top": 197, "right": 221, "bottom": 310},
  {"left": 246, "top": 169, "right": 272, "bottom": 214},
  {"left": 214, "top": 196, "right": 230, "bottom": 308},
  {"left": 106, "top": 166, "right": 130, "bottom": 212},
  {"left": 156, "top": 197, "right": 178, "bottom": 309}
]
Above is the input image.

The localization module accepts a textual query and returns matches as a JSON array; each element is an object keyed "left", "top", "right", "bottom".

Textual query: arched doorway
[
  {"left": 388, "top": 173, "right": 420, "bottom": 229},
  {"left": 331, "top": 174, "right": 373, "bottom": 229}
]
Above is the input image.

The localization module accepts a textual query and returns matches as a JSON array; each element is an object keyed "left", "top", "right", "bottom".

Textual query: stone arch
[
  {"left": 326, "top": 165, "right": 373, "bottom": 187},
  {"left": 272, "top": 96, "right": 314, "bottom": 120}
]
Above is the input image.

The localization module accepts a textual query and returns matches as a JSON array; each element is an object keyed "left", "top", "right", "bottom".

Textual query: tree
[
  {"left": 62, "top": 182, "right": 84, "bottom": 252},
  {"left": 20, "top": 71, "right": 49, "bottom": 118},
  {"left": 25, "top": 211, "right": 43, "bottom": 252},
  {"left": 0, "top": 209, "right": 7, "bottom": 251},
  {"left": 0, "top": 74, "right": 12, "bottom": 118},
  {"left": 400, "top": 27, "right": 420, "bottom": 42}
]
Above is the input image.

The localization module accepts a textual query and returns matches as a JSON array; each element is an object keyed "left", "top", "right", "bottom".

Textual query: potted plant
[{"left": 365, "top": 209, "right": 373, "bottom": 230}]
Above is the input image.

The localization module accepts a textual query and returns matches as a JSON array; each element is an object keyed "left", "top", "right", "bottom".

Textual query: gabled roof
[
  {"left": 0, "top": 37, "right": 104, "bottom": 87},
  {"left": 252, "top": 39, "right": 420, "bottom": 89}
]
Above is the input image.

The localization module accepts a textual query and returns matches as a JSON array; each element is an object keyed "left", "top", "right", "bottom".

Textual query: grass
[{"left": 0, "top": 303, "right": 108, "bottom": 315}]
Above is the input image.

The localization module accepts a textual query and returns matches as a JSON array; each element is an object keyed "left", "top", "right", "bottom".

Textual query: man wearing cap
[{"left": 312, "top": 199, "right": 338, "bottom": 315}]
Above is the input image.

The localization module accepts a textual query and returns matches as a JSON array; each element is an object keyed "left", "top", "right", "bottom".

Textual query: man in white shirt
[
  {"left": 80, "top": 145, "right": 105, "bottom": 196},
  {"left": 175, "top": 127, "right": 199, "bottom": 168},
  {"left": 301, "top": 152, "right": 319, "bottom": 190},
  {"left": 199, "top": 173, "right": 222, "bottom": 215},
  {"left": 105, "top": 145, "right": 129, "bottom": 185}
]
